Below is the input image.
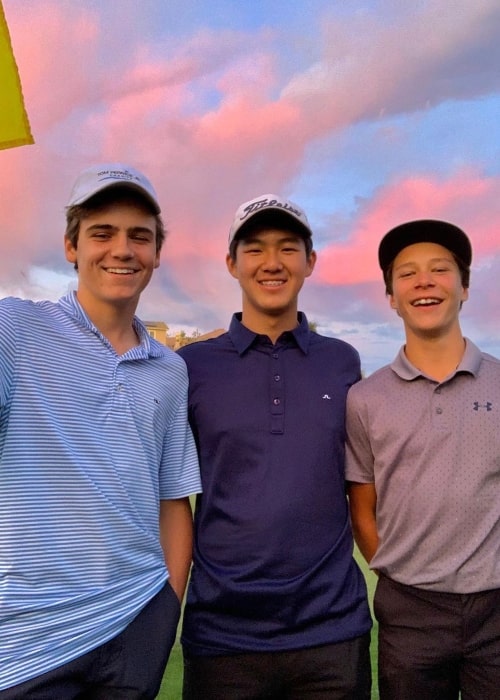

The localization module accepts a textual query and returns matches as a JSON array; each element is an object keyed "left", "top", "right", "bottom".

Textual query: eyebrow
[
  {"left": 241, "top": 233, "right": 302, "bottom": 245},
  {"left": 84, "top": 223, "right": 154, "bottom": 235},
  {"left": 394, "top": 256, "right": 454, "bottom": 270}
]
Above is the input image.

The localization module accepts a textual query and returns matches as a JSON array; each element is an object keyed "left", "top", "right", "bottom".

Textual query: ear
[
  {"left": 461, "top": 286, "right": 469, "bottom": 303},
  {"left": 226, "top": 253, "right": 239, "bottom": 280},
  {"left": 389, "top": 294, "right": 398, "bottom": 310},
  {"left": 389, "top": 295, "right": 402, "bottom": 317},
  {"left": 64, "top": 235, "right": 77, "bottom": 265},
  {"left": 305, "top": 250, "right": 317, "bottom": 277},
  {"left": 154, "top": 250, "right": 161, "bottom": 269}
]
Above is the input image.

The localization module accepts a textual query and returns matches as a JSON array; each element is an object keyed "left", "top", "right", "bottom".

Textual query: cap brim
[
  {"left": 378, "top": 219, "right": 472, "bottom": 270},
  {"left": 230, "top": 208, "right": 312, "bottom": 244},
  {"left": 70, "top": 181, "right": 161, "bottom": 215}
]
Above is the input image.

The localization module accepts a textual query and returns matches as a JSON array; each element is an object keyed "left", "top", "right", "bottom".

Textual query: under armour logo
[
  {"left": 473, "top": 401, "right": 492, "bottom": 411},
  {"left": 322, "top": 394, "right": 332, "bottom": 400}
]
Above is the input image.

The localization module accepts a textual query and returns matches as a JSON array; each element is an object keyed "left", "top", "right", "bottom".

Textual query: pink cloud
[
  {"left": 6, "top": 3, "right": 101, "bottom": 131},
  {"left": 315, "top": 170, "right": 500, "bottom": 286}
]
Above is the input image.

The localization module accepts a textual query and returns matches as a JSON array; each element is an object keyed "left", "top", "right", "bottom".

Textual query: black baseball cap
[{"left": 378, "top": 219, "right": 472, "bottom": 272}]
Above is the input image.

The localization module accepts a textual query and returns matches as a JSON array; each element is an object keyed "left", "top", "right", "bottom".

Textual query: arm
[
  {"left": 159, "top": 497, "right": 193, "bottom": 602},
  {"left": 347, "top": 481, "right": 378, "bottom": 564}
]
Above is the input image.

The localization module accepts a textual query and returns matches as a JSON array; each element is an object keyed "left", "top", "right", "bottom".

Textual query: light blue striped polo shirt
[{"left": 0, "top": 293, "right": 201, "bottom": 691}]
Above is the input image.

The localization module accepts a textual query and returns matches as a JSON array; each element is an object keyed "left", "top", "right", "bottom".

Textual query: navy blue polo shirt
[{"left": 179, "top": 313, "right": 371, "bottom": 655}]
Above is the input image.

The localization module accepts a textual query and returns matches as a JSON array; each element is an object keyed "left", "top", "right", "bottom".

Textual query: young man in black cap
[
  {"left": 346, "top": 220, "right": 500, "bottom": 699},
  {"left": 179, "top": 194, "right": 372, "bottom": 699}
]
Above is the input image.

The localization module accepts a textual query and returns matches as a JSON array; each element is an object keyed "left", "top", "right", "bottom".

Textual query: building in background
[{"left": 144, "top": 321, "right": 225, "bottom": 351}]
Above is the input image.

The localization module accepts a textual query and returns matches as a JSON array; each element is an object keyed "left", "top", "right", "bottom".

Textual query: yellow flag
[{"left": 0, "top": 1, "right": 33, "bottom": 150}]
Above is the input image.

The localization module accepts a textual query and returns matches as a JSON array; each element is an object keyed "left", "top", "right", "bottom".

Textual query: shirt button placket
[
  {"left": 432, "top": 384, "right": 448, "bottom": 430},
  {"left": 270, "top": 351, "right": 284, "bottom": 434}
]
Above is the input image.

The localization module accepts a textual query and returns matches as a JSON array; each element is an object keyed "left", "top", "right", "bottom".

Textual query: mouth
[
  {"left": 259, "top": 280, "right": 285, "bottom": 287},
  {"left": 105, "top": 267, "right": 138, "bottom": 275},
  {"left": 411, "top": 297, "right": 442, "bottom": 307}
]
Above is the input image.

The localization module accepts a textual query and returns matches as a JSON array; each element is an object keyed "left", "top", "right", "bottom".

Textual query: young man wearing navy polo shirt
[
  {"left": 179, "top": 195, "right": 372, "bottom": 699},
  {"left": 346, "top": 220, "right": 500, "bottom": 699},
  {"left": 0, "top": 164, "right": 201, "bottom": 698}
]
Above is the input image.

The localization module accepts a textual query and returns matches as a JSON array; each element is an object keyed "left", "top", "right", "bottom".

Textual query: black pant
[
  {"left": 183, "top": 633, "right": 372, "bottom": 699},
  {"left": 1, "top": 581, "right": 181, "bottom": 700},
  {"left": 374, "top": 574, "right": 500, "bottom": 700}
]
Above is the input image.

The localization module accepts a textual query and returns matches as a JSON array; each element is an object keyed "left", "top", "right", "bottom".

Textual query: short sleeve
[{"left": 345, "top": 385, "right": 375, "bottom": 484}]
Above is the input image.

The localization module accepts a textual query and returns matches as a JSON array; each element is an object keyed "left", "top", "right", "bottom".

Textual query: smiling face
[
  {"left": 64, "top": 199, "right": 160, "bottom": 318},
  {"left": 226, "top": 228, "right": 316, "bottom": 334},
  {"left": 389, "top": 241, "right": 468, "bottom": 340}
]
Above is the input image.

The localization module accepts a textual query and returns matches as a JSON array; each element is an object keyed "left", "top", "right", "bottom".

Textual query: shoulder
[
  {"left": 0, "top": 296, "right": 32, "bottom": 314},
  {"left": 475, "top": 351, "right": 500, "bottom": 390},
  {"left": 0, "top": 296, "right": 57, "bottom": 322},
  {"left": 177, "top": 333, "right": 230, "bottom": 363},
  {"left": 479, "top": 350, "right": 500, "bottom": 368},
  {"left": 148, "top": 335, "right": 179, "bottom": 360},
  {"left": 347, "top": 364, "right": 393, "bottom": 403},
  {"left": 308, "top": 332, "right": 360, "bottom": 363},
  {"left": 144, "top": 338, "right": 192, "bottom": 381}
]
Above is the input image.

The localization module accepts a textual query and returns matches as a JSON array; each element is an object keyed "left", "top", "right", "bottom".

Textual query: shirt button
[
  {"left": 274, "top": 375, "right": 281, "bottom": 381},
  {"left": 435, "top": 388, "right": 441, "bottom": 394},
  {"left": 272, "top": 354, "right": 279, "bottom": 359},
  {"left": 436, "top": 407, "right": 443, "bottom": 414},
  {"left": 273, "top": 398, "right": 281, "bottom": 405}
]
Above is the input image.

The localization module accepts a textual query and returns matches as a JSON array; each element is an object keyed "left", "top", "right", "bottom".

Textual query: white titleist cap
[
  {"left": 228, "top": 194, "right": 312, "bottom": 246},
  {"left": 66, "top": 163, "right": 161, "bottom": 214}
]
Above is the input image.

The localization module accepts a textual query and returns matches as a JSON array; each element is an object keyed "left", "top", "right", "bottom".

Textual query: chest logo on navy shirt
[
  {"left": 322, "top": 394, "right": 332, "bottom": 400},
  {"left": 473, "top": 401, "right": 493, "bottom": 411}
]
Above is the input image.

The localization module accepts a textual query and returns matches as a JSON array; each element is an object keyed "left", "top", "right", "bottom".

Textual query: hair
[
  {"left": 65, "top": 187, "right": 166, "bottom": 269},
  {"left": 383, "top": 252, "right": 470, "bottom": 295},
  {"left": 229, "top": 211, "right": 313, "bottom": 261}
]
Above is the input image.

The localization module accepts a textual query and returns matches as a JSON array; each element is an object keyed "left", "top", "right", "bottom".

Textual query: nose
[
  {"left": 111, "top": 232, "right": 133, "bottom": 259},
  {"left": 414, "top": 270, "right": 435, "bottom": 287},
  {"left": 262, "top": 249, "right": 283, "bottom": 271}
]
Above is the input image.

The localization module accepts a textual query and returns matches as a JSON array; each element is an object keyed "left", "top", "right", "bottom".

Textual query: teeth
[
  {"left": 261, "top": 280, "right": 284, "bottom": 286},
  {"left": 413, "top": 298, "right": 440, "bottom": 306},
  {"left": 107, "top": 268, "right": 135, "bottom": 275}
]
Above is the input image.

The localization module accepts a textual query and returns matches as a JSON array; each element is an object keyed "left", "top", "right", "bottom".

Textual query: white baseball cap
[
  {"left": 66, "top": 163, "right": 161, "bottom": 214},
  {"left": 228, "top": 194, "right": 312, "bottom": 246}
]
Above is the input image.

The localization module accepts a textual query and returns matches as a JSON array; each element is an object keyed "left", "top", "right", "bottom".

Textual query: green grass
[{"left": 157, "top": 549, "right": 379, "bottom": 699}]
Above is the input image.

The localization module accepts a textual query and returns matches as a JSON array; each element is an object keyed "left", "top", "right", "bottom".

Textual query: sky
[{"left": 1, "top": 0, "right": 499, "bottom": 374}]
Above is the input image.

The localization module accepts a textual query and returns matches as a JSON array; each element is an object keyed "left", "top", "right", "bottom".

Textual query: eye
[{"left": 399, "top": 270, "right": 414, "bottom": 278}]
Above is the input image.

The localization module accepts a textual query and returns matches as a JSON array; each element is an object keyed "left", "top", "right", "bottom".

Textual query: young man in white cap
[
  {"left": 0, "top": 164, "right": 201, "bottom": 698},
  {"left": 346, "top": 220, "right": 500, "bottom": 699},
  {"left": 179, "top": 195, "right": 372, "bottom": 699}
]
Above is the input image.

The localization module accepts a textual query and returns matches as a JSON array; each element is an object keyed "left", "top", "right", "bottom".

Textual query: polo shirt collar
[
  {"left": 228, "top": 312, "right": 311, "bottom": 355},
  {"left": 391, "top": 337, "right": 482, "bottom": 381},
  {"left": 57, "top": 292, "right": 162, "bottom": 358}
]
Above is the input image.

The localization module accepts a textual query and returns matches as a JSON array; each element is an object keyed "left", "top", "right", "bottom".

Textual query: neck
[
  {"left": 75, "top": 292, "right": 139, "bottom": 355},
  {"left": 240, "top": 309, "right": 299, "bottom": 344},
  {"left": 404, "top": 327, "right": 465, "bottom": 381}
]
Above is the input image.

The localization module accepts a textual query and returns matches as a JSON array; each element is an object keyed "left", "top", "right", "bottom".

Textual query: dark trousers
[
  {"left": 183, "top": 633, "right": 371, "bottom": 700},
  {"left": 1, "top": 581, "right": 180, "bottom": 700},
  {"left": 374, "top": 574, "right": 500, "bottom": 700}
]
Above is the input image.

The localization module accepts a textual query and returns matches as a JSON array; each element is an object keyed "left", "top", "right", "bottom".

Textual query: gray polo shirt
[{"left": 346, "top": 339, "right": 500, "bottom": 593}]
